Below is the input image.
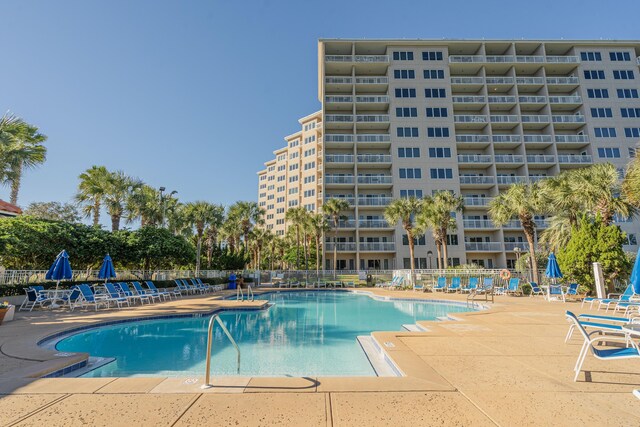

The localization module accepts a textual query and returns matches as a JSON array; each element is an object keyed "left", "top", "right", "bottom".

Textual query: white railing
[
  {"left": 557, "top": 154, "right": 592, "bottom": 164},
  {"left": 523, "top": 135, "right": 553, "bottom": 143},
  {"left": 357, "top": 197, "right": 393, "bottom": 206},
  {"left": 325, "top": 154, "right": 354, "bottom": 163},
  {"left": 552, "top": 115, "right": 586, "bottom": 123},
  {"left": 490, "top": 115, "right": 519, "bottom": 123},
  {"left": 492, "top": 135, "right": 522, "bottom": 143},
  {"left": 460, "top": 176, "right": 495, "bottom": 185},
  {"left": 355, "top": 96, "right": 389, "bottom": 103},
  {"left": 356, "top": 115, "right": 390, "bottom": 123},
  {"left": 325, "top": 134, "right": 355, "bottom": 142},
  {"left": 555, "top": 135, "right": 589, "bottom": 143},
  {"left": 325, "top": 76, "right": 353, "bottom": 84},
  {"left": 516, "top": 77, "right": 545, "bottom": 85},
  {"left": 489, "top": 96, "right": 517, "bottom": 103},
  {"left": 456, "top": 135, "right": 490, "bottom": 143},
  {"left": 358, "top": 219, "right": 391, "bottom": 228},
  {"left": 548, "top": 96, "right": 582, "bottom": 104},
  {"left": 485, "top": 76, "right": 515, "bottom": 84},
  {"left": 495, "top": 154, "right": 524, "bottom": 163},
  {"left": 463, "top": 219, "right": 497, "bottom": 229},
  {"left": 455, "top": 115, "right": 488, "bottom": 123},
  {"left": 325, "top": 175, "right": 355, "bottom": 184},
  {"left": 325, "top": 96, "right": 353, "bottom": 103},
  {"left": 325, "top": 114, "right": 354, "bottom": 123},
  {"left": 526, "top": 155, "right": 556, "bottom": 163},
  {"left": 518, "top": 96, "right": 547, "bottom": 103},
  {"left": 356, "top": 134, "right": 391, "bottom": 142},
  {"left": 357, "top": 154, "right": 392, "bottom": 163},
  {"left": 465, "top": 242, "right": 503, "bottom": 251},
  {"left": 463, "top": 197, "right": 492, "bottom": 207},
  {"left": 452, "top": 96, "right": 486, "bottom": 103},
  {"left": 546, "top": 76, "right": 579, "bottom": 85},
  {"left": 458, "top": 154, "right": 492, "bottom": 163},
  {"left": 497, "top": 176, "right": 528, "bottom": 185},
  {"left": 451, "top": 76, "right": 484, "bottom": 84},
  {"left": 357, "top": 175, "right": 392, "bottom": 184},
  {"left": 521, "top": 115, "right": 550, "bottom": 123},
  {"left": 359, "top": 242, "right": 396, "bottom": 251},
  {"left": 355, "top": 76, "right": 388, "bottom": 84},
  {"left": 324, "top": 242, "right": 357, "bottom": 251}
]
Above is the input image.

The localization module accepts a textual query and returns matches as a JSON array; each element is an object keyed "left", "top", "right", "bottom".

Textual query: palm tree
[
  {"left": 384, "top": 197, "right": 423, "bottom": 284},
  {"left": 539, "top": 172, "right": 584, "bottom": 227},
  {"left": 126, "top": 185, "right": 164, "bottom": 227},
  {"left": 251, "top": 228, "right": 272, "bottom": 270},
  {"left": 184, "top": 201, "right": 219, "bottom": 275},
  {"left": 204, "top": 205, "right": 225, "bottom": 268},
  {"left": 539, "top": 214, "right": 573, "bottom": 251},
  {"left": 104, "top": 171, "right": 142, "bottom": 231},
  {"left": 420, "top": 191, "right": 464, "bottom": 269},
  {"left": 308, "top": 213, "right": 329, "bottom": 274},
  {"left": 581, "top": 163, "right": 634, "bottom": 225},
  {"left": 0, "top": 113, "right": 47, "bottom": 205},
  {"left": 75, "top": 165, "right": 110, "bottom": 226},
  {"left": 322, "top": 198, "right": 351, "bottom": 274},
  {"left": 489, "top": 183, "right": 544, "bottom": 283},
  {"left": 221, "top": 214, "right": 243, "bottom": 254},
  {"left": 623, "top": 154, "right": 640, "bottom": 207},
  {"left": 285, "top": 207, "right": 309, "bottom": 270},
  {"left": 228, "top": 201, "right": 265, "bottom": 252}
]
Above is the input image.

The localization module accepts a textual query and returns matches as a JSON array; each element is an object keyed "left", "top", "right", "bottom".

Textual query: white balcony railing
[
  {"left": 552, "top": 115, "right": 586, "bottom": 123},
  {"left": 325, "top": 96, "right": 353, "bottom": 103},
  {"left": 555, "top": 135, "right": 589, "bottom": 143},
  {"left": 492, "top": 135, "right": 522, "bottom": 143},
  {"left": 325, "top": 114, "right": 354, "bottom": 123},
  {"left": 521, "top": 115, "right": 550, "bottom": 123},
  {"left": 460, "top": 176, "right": 495, "bottom": 185},
  {"left": 355, "top": 96, "right": 390, "bottom": 103},
  {"left": 527, "top": 155, "right": 556, "bottom": 163},
  {"left": 523, "top": 135, "right": 553, "bottom": 143},
  {"left": 558, "top": 154, "right": 593, "bottom": 164},
  {"left": 519, "top": 96, "right": 547, "bottom": 104},
  {"left": 465, "top": 242, "right": 503, "bottom": 251},
  {"left": 357, "top": 154, "right": 392, "bottom": 163},
  {"left": 325, "top": 134, "right": 354, "bottom": 142},
  {"left": 325, "top": 154, "right": 354, "bottom": 163},
  {"left": 357, "top": 175, "right": 392, "bottom": 184},
  {"left": 516, "top": 77, "right": 545, "bottom": 85},
  {"left": 463, "top": 197, "right": 492, "bottom": 207},
  {"left": 356, "top": 114, "right": 390, "bottom": 123},
  {"left": 457, "top": 135, "right": 491, "bottom": 143},
  {"left": 358, "top": 219, "right": 391, "bottom": 228},
  {"left": 455, "top": 115, "right": 488, "bottom": 123},
  {"left": 325, "top": 76, "right": 353, "bottom": 84},
  {"left": 325, "top": 175, "right": 354, "bottom": 184},
  {"left": 452, "top": 96, "right": 486, "bottom": 103},
  {"left": 357, "top": 197, "right": 393, "bottom": 206},
  {"left": 489, "top": 96, "right": 517, "bottom": 103},
  {"left": 463, "top": 219, "right": 496, "bottom": 229},
  {"left": 495, "top": 154, "right": 524, "bottom": 163},
  {"left": 355, "top": 76, "right": 389, "bottom": 84},
  {"left": 324, "top": 242, "right": 357, "bottom": 251},
  {"left": 458, "top": 154, "right": 492, "bottom": 163},
  {"left": 485, "top": 76, "right": 515, "bottom": 85},
  {"left": 549, "top": 96, "right": 582, "bottom": 104},
  {"left": 359, "top": 242, "right": 396, "bottom": 251},
  {"left": 490, "top": 115, "right": 519, "bottom": 123},
  {"left": 451, "top": 76, "right": 484, "bottom": 84},
  {"left": 497, "top": 176, "right": 528, "bottom": 185},
  {"left": 546, "top": 77, "right": 579, "bottom": 85}
]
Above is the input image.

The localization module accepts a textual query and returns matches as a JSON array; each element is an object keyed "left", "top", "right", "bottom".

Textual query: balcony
[
  {"left": 357, "top": 154, "right": 392, "bottom": 164},
  {"left": 516, "top": 77, "right": 545, "bottom": 85},
  {"left": 552, "top": 115, "right": 586, "bottom": 129},
  {"left": 523, "top": 135, "right": 553, "bottom": 144},
  {"left": 485, "top": 76, "right": 515, "bottom": 85},
  {"left": 325, "top": 95, "right": 353, "bottom": 104},
  {"left": 324, "top": 242, "right": 357, "bottom": 252},
  {"left": 497, "top": 176, "right": 528, "bottom": 185},
  {"left": 357, "top": 175, "right": 392, "bottom": 185},
  {"left": 355, "top": 76, "right": 389, "bottom": 85},
  {"left": 357, "top": 197, "right": 393, "bottom": 207},
  {"left": 358, "top": 219, "right": 391, "bottom": 228},
  {"left": 325, "top": 154, "right": 354, "bottom": 164},
  {"left": 528, "top": 176, "right": 548, "bottom": 183},
  {"left": 490, "top": 115, "right": 519, "bottom": 129},
  {"left": 463, "top": 197, "right": 492, "bottom": 207},
  {"left": 549, "top": 96, "right": 582, "bottom": 105},
  {"left": 454, "top": 115, "right": 488, "bottom": 128},
  {"left": 324, "top": 196, "right": 355, "bottom": 206},
  {"left": 492, "top": 135, "right": 522, "bottom": 144},
  {"left": 521, "top": 115, "right": 551, "bottom": 130},
  {"left": 449, "top": 55, "right": 487, "bottom": 63},
  {"left": 518, "top": 96, "right": 547, "bottom": 104},
  {"left": 458, "top": 154, "right": 492, "bottom": 163},
  {"left": 325, "top": 76, "right": 353, "bottom": 85},
  {"left": 503, "top": 220, "right": 522, "bottom": 229},
  {"left": 325, "top": 55, "right": 389, "bottom": 63},
  {"left": 465, "top": 242, "right": 503, "bottom": 252},
  {"left": 356, "top": 115, "right": 390, "bottom": 129},
  {"left": 463, "top": 219, "right": 497, "bottom": 229},
  {"left": 488, "top": 96, "right": 517, "bottom": 105},
  {"left": 456, "top": 135, "right": 490, "bottom": 143},
  {"left": 449, "top": 56, "right": 578, "bottom": 64},
  {"left": 359, "top": 242, "right": 396, "bottom": 252},
  {"left": 555, "top": 135, "right": 589, "bottom": 144},
  {"left": 325, "top": 134, "right": 354, "bottom": 143},
  {"left": 495, "top": 154, "right": 525, "bottom": 164},
  {"left": 336, "top": 219, "right": 356, "bottom": 228},
  {"left": 325, "top": 114, "right": 353, "bottom": 122},
  {"left": 558, "top": 154, "right": 593, "bottom": 165},
  {"left": 527, "top": 154, "right": 556, "bottom": 164},
  {"left": 357, "top": 134, "right": 391, "bottom": 147},
  {"left": 504, "top": 242, "right": 527, "bottom": 251},
  {"left": 459, "top": 176, "right": 495, "bottom": 186},
  {"left": 325, "top": 175, "right": 355, "bottom": 185},
  {"left": 355, "top": 95, "right": 390, "bottom": 104},
  {"left": 546, "top": 76, "right": 579, "bottom": 85},
  {"left": 451, "top": 76, "right": 484, "bottom": 85},
  {"left": 452, "top": 95, "right": 486, "bottom": 104}
]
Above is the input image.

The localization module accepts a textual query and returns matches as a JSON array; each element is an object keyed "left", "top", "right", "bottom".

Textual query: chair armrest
[{"left": 607, "top": 292, "right": 622, "bottom": 298}]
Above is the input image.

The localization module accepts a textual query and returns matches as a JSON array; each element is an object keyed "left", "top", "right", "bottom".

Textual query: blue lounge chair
[
  {"left": 565, "top": 317, "right": 625, "bottom": 342},
  {"left": 478, "top": 277, "right": 494, "bottom": 294},
  {"left": 582, "top": 284, "right": 636, "bottom": 309},
  {"left": 190, "top": 278, "right": 210, "bottom": 293},
  {"left": 565, "top": 311, "right": 640, "bottom": 381},
  {"left": 564, "top": 283, "right": 581, "bottom": 301},
  {"left": 447, "top": 277, "right": 461, "bottom": 293},
  {"left": 19, "top": 286, "right": 51, "bottom": 311},
  {"left": 119, "top": 282, "right": 152, "bottom": 305},
  {"left": 529, "top": 282, "right": 545, "bottom": 297},
  {"left": 174, "top": 279, "right": 192, "bottom": 295},
  {"left": 197, "top": 277, "right": 221, "bottom": 292},
  {"left": 181, "top": 279, "right": 203, "bottom": 294},
  {"left": 378, "top": 276, "right": 400, "bottom": 289},
  {"left": 461, "top": 277, "right": 479, "bottom": 293},
  {"left": 104, "top": 282, "right": 131, "bottom": 309},
  {"left": 146, "top": 281, "right": 179, "bottom": 299},
  {"left": 132, "top": 281, "right": 161, "bottom": 302},
  {"left": 74, "top": 284, "right": 109, "bottom": 311},
  {"left": 505, "top": 278, "right": 521, "bottom": 296},
  {"left": 547, "top": 285, "right": 565, "bottom": 302},
  {"left": 433, "top": 277, "right": 447, "bottom": 292}
]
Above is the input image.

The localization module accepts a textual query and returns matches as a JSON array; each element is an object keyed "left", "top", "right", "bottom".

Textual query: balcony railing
[
  {"left": 325, "top": 196, "right": 355, "bottom": 205},
  {"left": 357, "top": 154, "right": 392, "bottom": 163},
  {"left": 552, "top": 115, "right": 586, "bottom": 123},
  {"left": 357, "top": 134, "right": 391, "bottom": 142},
  {"left": 528, "top": 176, "right": 549, "bottom": 183},
  {"left": 359, "top": 242, "right": 396, "bottom": 251},
  {"left": 463, "top": 219, "right": 496, "bottom": 229},
  {"left": 355, "top": 76, "right": 389, "bottom": 84},
  {"left": 358, "top": 219, "right": 391, "bottom": 228},
  {"left": 460, "top": 176, "right": 495, "bottom": 185},
  {"left": 325, "top": 115, "right": 354, "bottom": 123},
  {"left": 497, "top": 176, "right": 528, "bottom": 185},
  {"left": 527, "top": 155, "right": 556, "bottom": 163},
  {"left": 555, "top": 135, "right": 589, "bottom": 143},
  {"left": 503, "top": 220, "right": 522, "bottom": 229},
  {"left": 355, "top": 96, "right": 390, "bottom": 103},
  {"left": 546, "top": 77, "right": 579, "bottom": 85},
  {"left": 449, "top": 56, "right": 579, "bottom": 64},
  {"left": 490, "top": 115, "right": 519, "bottom": 123},
  {"left": 325, "top": 55, "right": 389, "bottom": 63},
  {"left": 336, "top": 219, "right": 356, "bottom": 228},
  {"left": 324, "top": 242, "right": 357, "bottom": 251},
  {"left": 357, "top": 175, "right": 392, "bottom": 184},
  {"left": 519, "top": 96, "right": 547, "bottom": 104},
  {"left": 557, "top": 154, "right": 592, "bottom": 164},
  {"left": 523, "top": 135, "right": 553, "bottom": 143},
  {"left": 465, "top": 242, "right": 503, "bottom": 251},
  {"left": 463, "top": 197, "right": 492, "bottom": 207},
  {"left": 449, "top": 55, "right": 486, "bottom": 63},
  {"left": 325, "top": 96, "right": 353, "bottom": 103},
  {"left": 504, "top": 242, "right": 527, "bottom": 251},
  {"left": 489, "top": 96, "right": 517, "bottom": 103},
  {"left": 458, "top": 154, "right": 492, "bottom": 163},
  {"left": 325, "top": 154, "right": 354, "bottom": 163},
  {"left": 495, "top": 154, "right": 524, "bottom": 163},
  {"left": 492, "top": 135, "right": 522, "bottom": 143},
  {"left": 356, "top": 115, "right": 390, "bottom": 123},
  {"left": 455, "top": 115, "right": 488, "bottom": 123},
  {"left": 521, "top": 115, "right": 550, "bottom": 123},
  {"left": 325, "top": 76, "right": 353, "bottom": 84},
  {"left": 452, "top": 96, "right": 486, "bottom": 103},
  {"left": 457, "top": 135, "right": 491, "bottom": 143},
  {"left": 485, "top": 76, "right": 515, "bottom": 84},
  {"left": 516, "top": 77, "right": 545, "bottom": 85},
  {"left": 325, "top": 134, "right": 354, "bottom": 142},
  {"left": 545, "top": 56, "right": 580, "bottom": 63},
  {"left": 357, "top": 197, "right": 393, "bottom": 206},
  {"left": 451, "top": 76, "right": 484, "bottom": 84},
  {"left": 325, "top": 175, "right": 354, "bottom": 184},
  {"left": 549, "top": 96, "right": 582, "bottom": 104}
]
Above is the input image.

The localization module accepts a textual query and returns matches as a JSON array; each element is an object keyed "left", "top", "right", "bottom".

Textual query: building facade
[
  {"left": 260, "top": 39, "right": 640, "bottom": 270},
  {"left": 257, "top": 112, "right": 323, "bottom": 236}
]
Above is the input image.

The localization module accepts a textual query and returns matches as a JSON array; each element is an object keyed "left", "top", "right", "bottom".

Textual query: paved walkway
[{"left": 1, "top": 289, "right": 639, "bottom": 426}]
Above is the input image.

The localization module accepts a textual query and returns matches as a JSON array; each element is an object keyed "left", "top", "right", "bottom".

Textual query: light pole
[
  {"left": 159, "top": 187, "right": 177, "bottom": 228},
  {"left": 427, "top": 250, "right": 433, "bottom": 270}
]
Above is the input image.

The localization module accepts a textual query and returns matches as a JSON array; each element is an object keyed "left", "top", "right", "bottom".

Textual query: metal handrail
[
  {"left": 247, "top": 285, "right": 254, "bottom": 302},
  {"left": 202, "top": 313, "right": 241, "bottom": 388},
  {"left": 236, "top": 286, "right": 244, "bottom": 301}
]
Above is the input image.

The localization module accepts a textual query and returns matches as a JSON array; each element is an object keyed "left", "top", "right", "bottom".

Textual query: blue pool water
[{"left": 55, "top": 291, "right": 474, "bottom": 377}]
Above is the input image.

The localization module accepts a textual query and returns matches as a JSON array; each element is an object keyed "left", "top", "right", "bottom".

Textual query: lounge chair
[
  {"left": 447, "top": 277, "right": 461, "bottom": 293},
  {"left": 174, "top": 279, "right": 193, "bottom": 295},
  {"left": 389, "top": 277, "right": 405, "bottom": 290},
  {"left": 413, "top": 280, "right": 425, "bottom": 292},
  {"left": 74, "top": 284, "right": 110, "bottom": 311},
  {"left": 19, "top": 287, "right": 51, "bottom": 311},
  {"left": 377, "top": 276, "right": 398, "bottom": 288},
  {"left": 564, "top": 283, "right": 581, "bottom": 301},
  {"left": 564, "top": 315, "right": 626, "bottom": 342},
  {"left": 460, "top": 277, "right": 479, "bottom": 293},
  {"left": 132, "top": 281, "right": 162, "bottom": 302},
  {"left": 565, "top": 310, "right": 640, "bottom": 381},
  {"left": 181, "top": 279, "right": 203, "bottom": 294},
  {"left": 529, "top": 282, "right": 545, "bottom": 297},
  {"left": 190, "top": 278, "right": 210, "bottom": 293},
  {"left": 433, "top": 277, "right": 447, "bottom": 292},
  {"left": 104, "top": 283, "right": 131, "bottom": 309},
  {"left": 345, "top": 281, "right": 356, "bottom": 288},
  {"left": 197, "top": 278, "right": 221, "bottom": 292},
  {"left": 582, "top": 284, "right": 636, "bottom": 309},
  {"left": 477, "top": 277, "right": 494, "bottom": 294},
  {"left": 546, "top": 284, "right": 565, "bottom": 302},
  {"left": 505, "top": 278, "right": 521, "bottom": 296},
  {"left": 145, "top": 281, "right": 176, "bottom": 300},
  {"left": 119, "top": 282, "right": 152, "bottom": 305}
]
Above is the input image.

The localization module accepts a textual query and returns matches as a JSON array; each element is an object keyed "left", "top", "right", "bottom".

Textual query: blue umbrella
[
  {"left": 45, "top": 250, "right": 73, "bottom": 307},
  {"left": 545, "top": 252, "right": 563, "bottom": 279},
  {"left": 630, "top": 248, "right": 640, "bottom": 295},
  {"left": 98, "top": 254, "right": 116, "bottom": 283}
]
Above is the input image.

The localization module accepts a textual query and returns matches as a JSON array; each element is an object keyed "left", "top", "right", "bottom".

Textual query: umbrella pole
[{"left": 51, "top": 280, "right": 61, "bottom": 309}]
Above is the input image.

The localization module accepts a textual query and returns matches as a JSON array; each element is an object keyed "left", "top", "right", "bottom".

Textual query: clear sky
[{"left": 1, "top": 0, "right": 639, "bottom": 222}]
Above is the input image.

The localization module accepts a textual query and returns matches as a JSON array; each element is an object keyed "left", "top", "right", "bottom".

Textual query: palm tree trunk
[
  {"left": 315, "top": 235, "right": 320, "bottom": 274},
  {"left": 92, "top": 199, "right": 101, "bottom": 227},
  {"left": 442, "top": 232, "right": 449, "bottom": 269},
  {"left": 435, "top": 242, "right": 443, "bottom": 269},
  {"left": 408, "top": 231, "right": 416, "bottom": 286},
  {"left": 9, "top": 164, "right": 22, "bottom": 205},
  {"left": 296, "top": 227, "right": 301, "bottom": 270},
  {"left": 302, "top": 230, "right": 309, "bottom": 270},
  {"left": 333, "top": 224, "right": 338, "bottom": 279},
  {"left": 525, "top": 228, "right": 539, "bottom": 283},
  {"left": 111, "top": 214, "right": 121, "bottom": 231},
  {"left": 196, "top": 234, "right": 203, "bottom": 275}
]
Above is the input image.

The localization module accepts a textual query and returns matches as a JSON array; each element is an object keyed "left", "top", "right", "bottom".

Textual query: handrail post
[{"left": 202, "top": 314, "right": 241, "bottom": 389}]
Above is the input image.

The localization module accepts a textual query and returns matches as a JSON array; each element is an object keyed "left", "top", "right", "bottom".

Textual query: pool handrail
[{"left": 202, "top": 313, "right": 240, "bottom": 388}]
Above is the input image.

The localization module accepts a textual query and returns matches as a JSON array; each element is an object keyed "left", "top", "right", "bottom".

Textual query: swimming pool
[{"left": 54, "top": 291, "right": 475, "bottom": 377}]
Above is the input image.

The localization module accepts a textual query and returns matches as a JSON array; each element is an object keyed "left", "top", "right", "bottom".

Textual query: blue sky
[{"left": 1, "top": 0, "right": 639, "bottom": 223}]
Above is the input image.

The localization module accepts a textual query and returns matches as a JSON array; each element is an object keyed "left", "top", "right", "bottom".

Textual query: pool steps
[{"left": 357, "top": 336, "right": 404, "bottom": 377}]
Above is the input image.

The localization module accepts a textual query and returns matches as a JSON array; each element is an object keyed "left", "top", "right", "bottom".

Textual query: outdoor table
[
  {"left": 40, "top": 289, "right": 71, "bottom": 308},
  {"left": 622, "top": 323, "right": 640, "bottom": 339}
]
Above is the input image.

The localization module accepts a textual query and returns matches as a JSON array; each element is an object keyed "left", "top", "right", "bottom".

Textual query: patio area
[{"left": 1, "top": 288, "right": 639, "bottom": 426}]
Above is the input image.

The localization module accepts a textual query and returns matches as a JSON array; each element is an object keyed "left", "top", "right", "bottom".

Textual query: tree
[
  {"left": 384, "top": 197, "right": 423, "bottom": 284},
  {"left": 228, "top": 201, "right": 264, "bottom": 252},
  {"left": 322, "top": 198, "right": 350, "bottom": 273},
  {"left": 104, "top": 170, "right": 142, "bottom": 231},
  {"left": 76, "top": 166, "right": 110, "bottom": 227},
  {"left": 125, "top": 226, "right": 195, "bottom": 272},
  {"left": 308, "top": 213, "right": 329, "bottom": 273},
  {"left": 419, "top": 191, "right": 464, "bottom": 269},
  {"left": 23, "top": 202, "right": 81, "bottom": 223},
  {"left": 126, "top": 185, "right": 164, "bottom": 227},
  {"left": 184, "top": 201, "right": 221, "bottom": 275},
  {"left": 580, "top": 163, "right": 634, "bottom": 226},
  {"left": 557, "top": 215, "right": 631, "bottom": 292},
  {"left": 250, "top": 227, "right": 272, "bottom": 270},
  {"left": 285, "top": 207, "right": 309, "bottom": 270},
  {"left": 0, "top": 113, "right": 47, "bottom": 205},
  {"left": 489, "top": 183, "right": 544, "bottom": 283},
  {"left": 204, "top": 206, "right": 225, "bottom": 268},
  {"left": 623, "top": 155, "right": 640, "bottom": 207}
]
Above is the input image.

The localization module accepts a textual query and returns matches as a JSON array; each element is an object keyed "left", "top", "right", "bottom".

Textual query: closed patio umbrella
[
  {"left": 545, "top": 252, "right": 563, "bottom": 300},
  {"left": 98, "top": 254, "right": 116, "bottom": 283},
  {"left": 45, "top": 250, "right": 73, "bottom": 308},
  {"left": 630, "top": 248, "right": 640, "bottom": 295}
]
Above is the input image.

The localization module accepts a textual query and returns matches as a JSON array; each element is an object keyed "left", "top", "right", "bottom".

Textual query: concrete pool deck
[{"left": 1, "top": 288, "right": 639, "bottom": 426}]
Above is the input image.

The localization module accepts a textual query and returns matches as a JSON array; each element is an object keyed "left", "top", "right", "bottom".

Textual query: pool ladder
[
  {"left": 201, "top": 313, "right": 241, "bottom": 389},
  {"left": 236, "top": 285, "right": 254, "bottom": 302}
]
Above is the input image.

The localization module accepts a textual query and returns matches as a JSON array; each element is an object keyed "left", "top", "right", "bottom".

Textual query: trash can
[
  {"left": 228, "top": 273, "right": 237, "bottom": 290},
  {"left": 366, "top": 274, "right": 373, "bottom": 287}
]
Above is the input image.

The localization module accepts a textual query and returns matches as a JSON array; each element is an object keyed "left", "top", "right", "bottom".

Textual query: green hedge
[{"left": 0, "top": 277, "right": 228, "bottom": 297}]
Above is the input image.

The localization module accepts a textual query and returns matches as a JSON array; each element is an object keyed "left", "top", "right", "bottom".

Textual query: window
[
  {"left": 446, "top": 234, "right": 458, "bottom": 246},
  {"left": 625, "top": 234, "right": 638, "bottom": 246},
  {"left": 277, "top": 165, "right": 285, "bottom": 171},
  {"left": 266, "top": 214, "right": 273, "bottom": 220},
  {"left": 268, "top": 176, "right": 275, "bottom": 181},
  {"left": 289, "top": 175, "right": 298, "bottom": 182},
  {"left": 580, "top": 51, "right": 602, "bottom": 61},
  {"left": 276, "top": 196, "right": 285, "bottom": 203},
  {"left": 629, "top": 147, "right": 638, "bottom": 158},
  {"left": 394, "top": 88, "right": 416, "bottom": 98},
  {"left": 303, "top": 148, "right": 315, "bottom": 157},
  {"left": 289, "top": 152, "right": 298, "bottom": 159},
  {"left": 422, "top": 51, "right": 443, "bottom": 61},
  {"left": 427, "top": 127, "right": 450, "bottom": 137},
  {"left": 304, "top": 135, "right": 316, "bottom": 144},
  {"left": 583, "top": 70, "right": 605, "bottom": 79},
  {"left": 617, "top": 89, "right": 639, "bottom": 98},
  {"left": 393, "top": 51, "right": 414, "bottom": 61},
  {"left": 304, "top": 203, "right": 315, "bottom": 211},
  {"left": 423, "top": 69, "right": 445, "bottom": 79},
  {"left": 268, "top": 166, "right": 275, "bottom": 172},
  {"left": 303, "top": 161, "right": 315, "bottom": 170},
  {"left": 277, "top": 175, "right": 285, "bottom": 182},
  {"left": 289, "top": 140, "right": 299, "bottom": 148},
  {"left": 426, "top": 107, "right": 448, "bottom": 117},
  {"left": 610, "top": 51, "right": 631, "bottom": 61},
  {"left": 259, "top": 175, "right": 266, "bottom": 181},
  {"left": 303, "top": 175, "right": 315, "bottom": 184},
  {"left": 277, "top": 186, "right": 284, "bottom": 192},
  {"left": 400, "top": 190, "right": 423, "bottom": 198},
  {"left": 425, "top": 88, "right": 446, "bottom": 98},
  {"left": 259, "top": 192, "right": 266, "bottom": 198},
  {"left": 276, "top": 219, "right": 285, "bottom": 225},
  {"left": 621, "top": 108, "right": 640, "bottom": 118},
  {"left": 288, "top": 188, "right": 298, "bottom": 195},
  {"left": 398, "top": 147, "right": 420, "bottom": 158},
  {"left": 428, "top": 147, "right": 451, "bottom": 158},
  {"left": 597, "top": 147, "right": 621, "bottom": 158},
  {"left": 430, "top": 168, "right": 453, "bottom": 179},
  {"left": 624, "top": 128, "right": 640, "bottom": 138},
  {"left": 259, "top": 201, "right": 266, "bottom": 207},
  {"left": 288, "top": 200, "right": 298, "bottom": 207},
  {"left": 590, "top": 108, "right": 613, "bottom": 118},
  {"left": 613, "top": 70, "right": 635, "bottom": 80},
  {"left": 587, "top": 89, "right": 609, "bottom": 98},
  {"left": 393, "top": 69, "right": 415, "bottom": 79},
  {"left": 289, "top": 164, "right": 298, "bottom": 171},
  {"left": 303, "top": 189, "right": 315, "bottom": 198},
  {"left": 395, "top": 107, "right": 418, "bottom": 117},
  {"left": 276, "top": 207, "right": 285, "bottom": 214},
  {"left": 594, "top": 127, "right": 617, "bottom": 137},
  {"left": 402, "top": 234, "right": 426, "bottom": 245},
  {"left": 399, "top": 168, "right": 422, "bottom": 179},
  {"left": 397, "top": 127, "right": 419, "bottom": 137}
]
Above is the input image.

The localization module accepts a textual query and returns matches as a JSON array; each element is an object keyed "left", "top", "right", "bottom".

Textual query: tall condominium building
[
  {"left": 260, "top": 39, "right": 640, "bottom": 271},
  {"left": 258, "top": 111, "right": 323, "bottom": 236}
]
